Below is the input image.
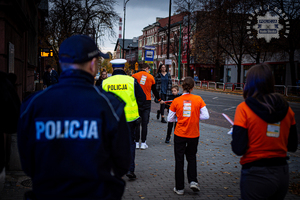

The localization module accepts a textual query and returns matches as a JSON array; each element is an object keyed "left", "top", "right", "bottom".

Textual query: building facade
[
  {"left": 114, "top": 38, "right": 138, "bottom": 71},
  {"left": 0, "top": 0, "right": 48, "bottom": 100},
  {"left": 224, "top": 51, "right": 300, "bottom": 86},
  {"left": 138, "top": 14, "right": 185, "bottom": 77}
]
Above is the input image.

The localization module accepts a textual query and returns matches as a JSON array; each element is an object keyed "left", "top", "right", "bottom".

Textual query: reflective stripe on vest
[{"left": 102, "top": 75, "right": 139, "bottom": 122}]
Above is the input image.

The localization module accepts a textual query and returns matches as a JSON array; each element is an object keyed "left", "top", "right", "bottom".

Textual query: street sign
[
  {"left": 145, "top": 49, "right": 154, "bottom": 64},
  {"left": 144, "top": 45, "right": 155, "bottom": 50},
  {"left": 135, "top": 62, "right": 139, "bottom": 70},
  {"left": 40, "top": 48, "right": 53, "bottom": 57},
  {"left": 165, "top": 59, "right": 172, "bottom": 65}
]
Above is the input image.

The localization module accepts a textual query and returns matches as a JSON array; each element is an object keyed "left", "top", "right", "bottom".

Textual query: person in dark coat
[
  {"left": 43, "top": 65, "right": 59, "bottom": 88},
  {"left": 155, "top": 64, "right": 172, "bottom": 123},
  {"left": 0, "top": 71, "right": 20, "bottom": 192},
  {"left": 95, "top": 70, "right": 108, "bottom": 86}
]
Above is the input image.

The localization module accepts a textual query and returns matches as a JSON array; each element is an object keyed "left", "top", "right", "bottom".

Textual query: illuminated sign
[{"left": 40, "top": 48, "right": 53, "bottom": 57}]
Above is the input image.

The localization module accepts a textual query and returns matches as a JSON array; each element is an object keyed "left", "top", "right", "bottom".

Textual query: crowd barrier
[
  {"left": 171, "top": 78, "right": 299, "bottom": 97},
  {"left": 216, "top": 82, "right": 225, "bottom": 90},
  {"left": 274, "top": 85, "right": 286, "bottom": 95},
  {"left": 285, "top": 86, "right": 300, "bottom": 97}
]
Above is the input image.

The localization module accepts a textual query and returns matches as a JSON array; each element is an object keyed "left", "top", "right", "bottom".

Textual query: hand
[{"left": 160, "top": 100, "right": 164, "bottom": 104}]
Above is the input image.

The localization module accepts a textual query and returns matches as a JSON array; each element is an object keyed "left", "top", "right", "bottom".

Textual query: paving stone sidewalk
[
  {"left": 122, "top": 113, "right": 300, "bottom": 200},
  {"left": 1, "top": 112, "right": 299, "bottom": 200}
]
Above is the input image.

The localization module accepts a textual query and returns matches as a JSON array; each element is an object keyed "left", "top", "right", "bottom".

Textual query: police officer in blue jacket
[{"left": 18, "top": 35, "right": 131, "bottom": 200}]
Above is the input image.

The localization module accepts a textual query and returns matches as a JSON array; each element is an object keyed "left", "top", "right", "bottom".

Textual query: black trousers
[
  {"left": 128, "top": 122, "right": 136, "bottom": 172},
  {"left": 174, "top": 134, "right": 199, "bottom": 190},
  {"left": 240, "top": 165, "right": 289, "bottom": 200},
  {"left": 135, "top": 100, "right": 151, "bottom": 143},
  {"left": 160, "top": 93, "right": 167, "bottom": 116},
  {"left": 166, "top": 122, "right": 176, "bottom": 139}
]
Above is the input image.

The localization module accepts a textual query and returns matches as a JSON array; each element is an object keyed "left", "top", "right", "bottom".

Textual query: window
[{"left": 226, "top": 68, "right": 231, "bottom": 83}]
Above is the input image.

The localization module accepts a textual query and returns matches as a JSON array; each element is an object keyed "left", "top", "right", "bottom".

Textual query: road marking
[
  {"left": 224, "top": 106, "right": 236, "bottom": 111},
  {"left": 213, "top": 97, "right": 218, "bottom": 99}
]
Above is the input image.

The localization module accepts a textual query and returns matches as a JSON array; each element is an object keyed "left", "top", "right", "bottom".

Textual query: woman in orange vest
[
  {"left": 168, "top": 77, "right": 209, "bottom": 195},
  {"left": 231, "top": 63, "right": 298, "bottom": 200}
]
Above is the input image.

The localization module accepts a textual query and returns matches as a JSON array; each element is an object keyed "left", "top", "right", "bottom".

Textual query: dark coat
[
  {"left": 155, "top": 72, "right": 172, "bottom": 100},
  {"left": 0, "top": 71, "right": 21, "bottom": 173},
  {"left": 43, "top": 70, "right": 59, "bottom": 87}
]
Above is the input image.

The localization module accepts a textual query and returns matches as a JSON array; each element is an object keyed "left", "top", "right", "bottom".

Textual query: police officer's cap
[
  {"left": 59, "top": 35, "right": 110, "bottom": 63},
  {"left": 110, "top": 59, "right": 127, "bottom": 68}
]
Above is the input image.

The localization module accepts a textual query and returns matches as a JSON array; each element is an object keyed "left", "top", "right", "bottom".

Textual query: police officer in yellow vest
[{"left": 102, "top": 59, "right": 146, "bottom": 180}]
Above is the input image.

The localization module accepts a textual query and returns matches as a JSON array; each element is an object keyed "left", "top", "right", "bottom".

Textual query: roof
[
  {"left": 140, "top": 13, "right": 185, "bottom": 33},
  {"left": 114, "top": 38, "right": 138, "bottom": 51},
  {"left": 158, "top": 13, "right": 185, "bottom": 29}
]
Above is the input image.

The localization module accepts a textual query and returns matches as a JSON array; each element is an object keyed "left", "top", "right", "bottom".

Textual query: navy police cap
[{"left": 59, "top": 35, "right": 109, "bottom": 63}]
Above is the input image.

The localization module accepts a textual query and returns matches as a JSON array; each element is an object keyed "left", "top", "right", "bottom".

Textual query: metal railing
[
  {"left": 286, "top": 86, "right": 300, "bottom": 97},
  {"left": 224, "top": 82, "right": 234, "bottom": 91},
  {"left": 201, "top": 81, "right": 209, "bottom": 89},
  {"left": 208, "top": 82, "right": 216, "bottom": 90},
  {"left": 274, "top": 85, "right": 286, "bottom": 95},
  {"left": 195, "top": 81, "right": 201, "bottom": 87},
  {"left": 216, "top": 82, "right": 225, "bottom": 90},
  {"left": 233, "top": 83, "right": 245, "bottom": 91},
  {"left": 169, "top": 79, "right": 299, "bottom": 97}
]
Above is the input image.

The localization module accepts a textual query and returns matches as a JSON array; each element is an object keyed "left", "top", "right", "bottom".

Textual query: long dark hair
[
  {"left": 244, "top": 63, "right": 286, "bottom": 112},
  {"left": 243, "top": 63, "right": 274, "bottom": 99},
  {"left": 182, "top": 77, "right": 194, "bottom": 93},
  {"left": 157, "top": 64, "right": 166, "bottom": 74}
]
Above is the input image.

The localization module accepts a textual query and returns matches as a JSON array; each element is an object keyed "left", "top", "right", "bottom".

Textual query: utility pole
[
  {"left": 123, "top": 0, "right": 130, "bottom": 59},
  {"left": 166, "top": 0, "right": 171, "bottom": 73},
  {"left": 187, "top": 1, "right": 190, "bottom": 76},
  {"left": 178, "top": 23, "right": 181, "bottom": 80}
]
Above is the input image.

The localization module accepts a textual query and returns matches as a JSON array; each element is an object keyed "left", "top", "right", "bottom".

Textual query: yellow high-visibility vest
[{"left": 102, "top": 75, "right": 139, "bottom": 122}]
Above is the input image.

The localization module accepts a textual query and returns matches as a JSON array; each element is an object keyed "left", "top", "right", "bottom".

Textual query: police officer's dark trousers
[
  {"left": 135, "top": 100, "right": 151, "bottom": 143},
  {"left": 128, "top": 122, "right": 137, "bottom": 172}
]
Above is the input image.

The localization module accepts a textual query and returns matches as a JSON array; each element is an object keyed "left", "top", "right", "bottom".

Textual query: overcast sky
[{"left": 101, "top": 0, "right": 172, "bottom": 53}]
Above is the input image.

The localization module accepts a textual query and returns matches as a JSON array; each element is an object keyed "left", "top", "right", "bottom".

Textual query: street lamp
[{"left": 123, "top": 0, "right": 130, "bottom": 59}]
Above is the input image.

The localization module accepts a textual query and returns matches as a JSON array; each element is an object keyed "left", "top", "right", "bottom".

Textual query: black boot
[
  {"left": 156, "top": 110, "right": 160, "bottom": 119},
  {"left": 165, "top": 136, "right": 170, "bottom": 143},
  {"left": 165, "top": 122, "right": 173, "bottom": 143},
  {"left": 126, "top": 171, "right": 136, "bottom": 180},
  {"left": 161, "top": 117, "right": 167, "bottom": 123}
]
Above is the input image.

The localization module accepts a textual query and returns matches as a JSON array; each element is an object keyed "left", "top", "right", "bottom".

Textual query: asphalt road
[{"left": 152, "top": 89, "right": 300, "bottom": 139}]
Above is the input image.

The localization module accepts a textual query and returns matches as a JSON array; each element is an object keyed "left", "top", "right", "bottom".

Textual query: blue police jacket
[{"left": 18, "top": 69, "right": 131, "bottom": 200}]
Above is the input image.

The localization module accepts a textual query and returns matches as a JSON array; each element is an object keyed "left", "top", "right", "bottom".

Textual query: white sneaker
[
  {"left": 173, "top": 187, "right": 184, "bottom": 195},
  {"left": 189, "top": 181, "right": 200, "bottom": 192},
  {"left": 136, "top": 142, "right": 140, "bottom": 149},
  {"left": 140, "top": 142, "right": 148, "bottom": 150}
]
